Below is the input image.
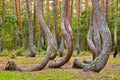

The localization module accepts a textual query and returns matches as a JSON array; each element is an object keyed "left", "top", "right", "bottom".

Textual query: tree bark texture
[
  {"left": 48, "top": 0, "right": 73, "bottom": 68},
  {"left": 72, "top": 0, "right": 111, "bottom": 72}
]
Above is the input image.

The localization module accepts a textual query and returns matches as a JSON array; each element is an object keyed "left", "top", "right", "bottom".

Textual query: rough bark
[
  {"left": 5, "top": 0, "right": 54, "bottom": 71},
  {"left": 72, "top": 0, "right": 111, "bottom": 72},
  {"left": 113, "top": 0, "right": 118, "bottom": 57},
  {"left": 26, "top": 0, "right": 36, "bottom": 57},
  {"left": 101, "top": 0, "right": 105, "bottom": 14},
  {"left": 48, "top": 0, "right": 73, "bottom": 68}
]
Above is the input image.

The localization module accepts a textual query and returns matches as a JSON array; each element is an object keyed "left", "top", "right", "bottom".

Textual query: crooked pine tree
[
  {"left": 72, "top": 0, "right": 111, "bottom": 72},
  {"left": 5, "top": 0, "right": 56, "bottom": 71}
]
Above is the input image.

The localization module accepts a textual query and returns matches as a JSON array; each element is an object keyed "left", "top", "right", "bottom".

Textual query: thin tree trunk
[
  {"left": 106, "top": 0, "right": 109, "bottom": 23},
  {"left": 113, "top": 0, "right": 118, "bottom": 57},
  {"left": 41, "top": 0, "right": 46, "bottom": 50},
  {"left": 46, "top": 0, "right": 50, "bottom": 26},
  {"left": 0, "top": 0, "right": 5, "bottom": 52},
  {"left": 19, "top": 0, "right": 23, "bottom": 47},
  {"left": 33, "top": 1, "right": 36, "bottom": 46},
  {"left": 15, "top": 0, "right": 22, "bottom": 48},
  {"left": 76, "top": 0, "right": 81, "bottom": 55},
  {"left": 70, "top": 0, "right": 74, "bottom": 25},
  {"left": 85, "top": 0, "right": 89, "bottom": 28},
  {"left": 34, "top": 0, "right": 41, "bottom": 52},
  {"left": 50, "top": 0, "right": 58, "bottom": 59},
  {"left": 26, "top": 0, "right": 36, "bottom": 57},
  {"left": 59, "top": 36, "right": 64, "bottom": 57},
  {"left": 25, "top": 22, "right": 29, "bottom": 50}
]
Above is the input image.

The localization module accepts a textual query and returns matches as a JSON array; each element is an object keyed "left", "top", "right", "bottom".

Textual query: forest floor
[{"left": 0, "top": 52, "right": 120, "bottom": 80}]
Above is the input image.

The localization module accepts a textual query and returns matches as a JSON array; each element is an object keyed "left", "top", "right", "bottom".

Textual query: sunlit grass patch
[{"left": 108, "top": 58, "right": 120, "bottom": 63}]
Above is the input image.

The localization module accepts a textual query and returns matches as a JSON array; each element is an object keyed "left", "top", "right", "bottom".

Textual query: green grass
[
  {"left": 0, "top": 53, "right": 120, "bottom": 80},
  {"left": 0, "top": 70, "right": 72, "bottom": 80},
  {"left": 108, "top": 58, "right": 120, "bottom": 63}
]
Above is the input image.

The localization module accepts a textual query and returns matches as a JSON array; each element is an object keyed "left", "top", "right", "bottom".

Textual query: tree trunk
[
  {"left": 113, "top": 0, "right": 118, "bottom": 57},
  {"left": 46, "top": 0, "right": 50, "bottom": 26},
  {"left": 85, "top": 0, "right": 89, "bottom": 28},
  {"left": 48, "top": 0, "right": 73, "bottom": 68},
  {"left": 19, "top": 0, "right": 23, "bottom": 47},
  {"left": 59, "top": 36, "right": 65, "bottom": 57},
  {"left": 33, "top": 0, "right": 36, "bottom": 46},
  {"left": 5, "top": 0, "right": 54, "bottom": 71},
  {"left": 15, "top": 0, "right": 23, "bottom": 47},
  {"left": 101, "top": 0, "right": 105, "bottom": 14},
  {"left": 0, "top": 0, "right": 5, "bottom": 52},
  {"left": 40, "top": 0, "right": 46, "bottom": 51},
  {"left": 70, "top": 0, "right": 74, "bottom": 25},
  {"left": 76, "top": 0, "right": 81, "bottom": 55},
  {"left": 72, "top": 0, "right": 111, "bottom": 72},
  {"left": 106, "top": 0, "right": 109, "bottom": 23},
  {"left": 34, "top": 0, "right": 41, "bottom": 52},
  {"left": 26, "top": 0, "right": 36, "bottom": 57},
  {"left": 50, "top": 0, "right": 58, "bottom": 60},
  {"left": 25, "top": 22, "right": 29, "bottom": 50}
]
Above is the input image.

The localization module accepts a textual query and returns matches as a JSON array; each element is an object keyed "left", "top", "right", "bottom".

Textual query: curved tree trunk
[
  {"left": 113, "top": 0, "right": 118, "bottom": 57},
  {"left": 26, "top": 0, "right": 36, "bottom": 57},
  {"left": 48, "top": 0, "right": 73, "bottom": 68},
  {"left": 72, "top": 0, "right": 111, "bottom": 72},
  {"left": 5, "top": 0, "right": 54, "bottom": 71}
]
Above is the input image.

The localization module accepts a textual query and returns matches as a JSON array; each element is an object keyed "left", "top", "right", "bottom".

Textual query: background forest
[
  {"left": 0, "top": 0, "right": 120, "bottom": 80},
  {"left": 0, "top": 0, "right": 120, "bottom": 57}
]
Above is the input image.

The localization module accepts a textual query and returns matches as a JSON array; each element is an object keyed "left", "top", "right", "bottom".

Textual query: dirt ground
[
  {"left": 0, "top": 55, "right": 120, "bottom": 80},
  {"left": 0, "top": 55, "right": 120, "bottom": 71}
]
